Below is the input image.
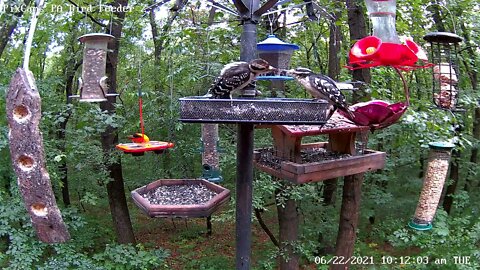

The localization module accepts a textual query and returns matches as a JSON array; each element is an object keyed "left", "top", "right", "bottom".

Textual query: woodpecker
[
  {"left": 286, "top": 67, "right": 355, "bottom": 119},
  {"left": 128, "top": 133, "right": 150, "bottom": 144},
  {"left": 206, "top": 59, "right": 275, "bottom": 99}
]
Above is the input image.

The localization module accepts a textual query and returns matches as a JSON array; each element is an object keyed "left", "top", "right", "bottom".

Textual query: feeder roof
[
  {"left": 423, "top": 32, "right": 462, "bottom": 44},
  {"left": 78, "top": 33, "right": 115, "bottom": 43},
  {"left": 257, "top": 34, "right": 299, "bottom": 51},
  {"left": 428, "top": 141, "right": 455, "bottom": 150}
]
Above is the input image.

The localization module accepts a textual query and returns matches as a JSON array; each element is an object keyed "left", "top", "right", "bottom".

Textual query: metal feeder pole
[{"left": 235, "top": 0, "right": 259, "bottom": 268}]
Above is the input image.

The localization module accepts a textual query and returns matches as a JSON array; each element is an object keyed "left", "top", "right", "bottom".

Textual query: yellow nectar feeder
[{"left": 116, "top": 133, "right": 174, "bottom": 156}]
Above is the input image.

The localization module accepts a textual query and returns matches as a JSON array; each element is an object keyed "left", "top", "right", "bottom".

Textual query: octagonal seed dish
[
  {"left": 179, "top": 97, "right": 330, "bottom": 125},
  {"left": 131, "top": 179, "right": 230, "bottom": 218}
]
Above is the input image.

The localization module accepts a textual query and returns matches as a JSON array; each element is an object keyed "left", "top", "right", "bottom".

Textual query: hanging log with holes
[{"left": 6, "top": 68, "right": 70, "bottom": 243}]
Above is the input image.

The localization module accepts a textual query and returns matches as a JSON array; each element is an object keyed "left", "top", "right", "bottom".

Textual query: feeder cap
[
  {"left": 428, "top": 141, "right": 455, "bottom": 150},
  {"left": 423, "top": 32, "right": 462, "bottom": 44},
  {"left": 78, "top": 33, "right": 115, "bottom": 43},
  {"left": 257, "top": 34, "right": 300, "bottom": 51},
  {"left": 408, "top": 220, "right": 433, "bottom": 231}
]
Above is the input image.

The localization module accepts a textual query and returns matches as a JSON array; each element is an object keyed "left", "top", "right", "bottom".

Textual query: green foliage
[
  {"left": 1, "top": 0, "right": 480, "bottom": 268},
  {"left": 388, "top": 210, "right": 480, "bottom": 270},
  {"left": 0, "top": 187, "right": 168, "bottom": 270}
]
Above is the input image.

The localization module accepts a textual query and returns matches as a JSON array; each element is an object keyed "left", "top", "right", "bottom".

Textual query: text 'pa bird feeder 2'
[
  {"left": 256, "top": 34, "right": 299, "bottom": 81},
  {"left": 73, "top": 33, "right": 115, "bottom": 102},
  {"left": 423, "top": 32, "right": 463, "bottom": 110},
  {"left": 409, "top": 142, "right": 455, "bottom": 230}
]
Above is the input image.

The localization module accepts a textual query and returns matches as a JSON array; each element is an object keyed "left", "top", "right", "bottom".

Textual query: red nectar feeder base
[
  {"left": 340, "top": 100, "right": 408, "bottom": 130},
  {"left": 116, "top": 141, "right": 174, "bottom": 156}
]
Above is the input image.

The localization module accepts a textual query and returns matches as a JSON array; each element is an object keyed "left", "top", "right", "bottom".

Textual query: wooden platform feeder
[
  {"left": 255, "top": 144, "right": 385, "bottom": 184},
  {"left": 255, "top": 112, "right": 386, "bottom": 269},
  {"left": 254, "top": 113, "right": 386, "bottom": 183},
  {"left": 131, "top": 179, "right": 230, "bottom": 218}
]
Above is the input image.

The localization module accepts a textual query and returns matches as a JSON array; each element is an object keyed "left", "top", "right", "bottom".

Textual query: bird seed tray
[
  {"left": 179, "top": 96, "right": 329, "bottom": 125},
  {"left": 131, "top": 179, "right": 230, "bottom": 218},
  {"left": 254, "top": 145, "right": 386, "bottom": 184}
]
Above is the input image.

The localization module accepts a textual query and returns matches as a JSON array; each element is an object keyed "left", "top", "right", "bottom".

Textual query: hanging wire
[
  {"left": 425, "top": 3, "right": 457, "bottom": 34},
  {"left": 23, "top": 0, "right": 45, "bottom": 72},
  {"left": 109, "top": 11, "right": 113, "bottom": 35},
  {"left": 267, "top": 13, "right": 275, "bottom": 34},
  {"left": 0, "top": 0, "right": 5, "bottom": 14},
  {"left": 137, "top": 58, "right": 145, "bottom": 136}
]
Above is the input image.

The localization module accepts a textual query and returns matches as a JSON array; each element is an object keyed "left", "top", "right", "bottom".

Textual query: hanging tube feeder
[
  {"left": 409, "top": 142, "right": 455, "bottom": 230},
  {"left": 72, "top": 33, "right": 116, "bottom": 102},
  {"left": 256, "top": 34, "right": 299, "bottom": 81},
  {"left": 423, "top": 32, "right": 463, "bottom": 110}
]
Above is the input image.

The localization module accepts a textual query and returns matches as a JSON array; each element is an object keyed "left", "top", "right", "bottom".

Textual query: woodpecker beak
[{"left": 285, "top": 69, "right": 297, "bottom": 76}]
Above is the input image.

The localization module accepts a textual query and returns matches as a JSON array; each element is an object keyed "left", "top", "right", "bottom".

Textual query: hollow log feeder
[
  {"left": 256, "top": 112, "right": 385, "bottom": 270},
  {"left": 6, "top": 68, "right": 70, "bottom": 243}
]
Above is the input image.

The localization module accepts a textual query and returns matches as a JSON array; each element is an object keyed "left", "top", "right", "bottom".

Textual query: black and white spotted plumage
[
  {"left": 206, "top": 59, "right": 274, "bottom": 99},
  {"left": 287, "top": 67, "right": 354, "bottom": 119}
]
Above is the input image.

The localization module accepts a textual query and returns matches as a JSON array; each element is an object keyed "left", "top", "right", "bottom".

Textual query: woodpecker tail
[{"left": 338, "top": 106, "right": 356, "bottom": 121}]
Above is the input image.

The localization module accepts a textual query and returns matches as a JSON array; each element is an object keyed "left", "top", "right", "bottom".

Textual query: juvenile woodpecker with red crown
[
  {"left": 286, "top": 67, "right": 355, "bottom": 119},
  {"left": 206, "top": 59, "right": 276, "bottom": 99}
]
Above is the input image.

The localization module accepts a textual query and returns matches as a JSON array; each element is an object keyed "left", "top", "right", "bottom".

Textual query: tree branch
[
  {"left": 67, "top": 0, "right": 107, "bottom": 28},
  {"left": 254, "top": 208, "right": 279, "bottom": 247}
]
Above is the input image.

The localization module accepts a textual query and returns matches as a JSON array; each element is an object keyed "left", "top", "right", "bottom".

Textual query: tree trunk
[
  {"left": 322, "top": 5, "right": 343, "bottom": 207},
  {"left": 346, "top": 0, "right": 371, "bottom": 99},
  {"left": 276, "top": 185, "right": 300, "bottom": 270},
  {"left": 57, "top": 26, "right": 82, "bottom": 207},
  {"left": 6, "top": 68, "right": 70, "bottom": 243},
  {"left": 100, "top": 0, "right": 136, "bottom": 244},
  {"left": 458, "top": 22, "right": 479, "bottom": 191},
  {"left": 443, "top": 149, "right": 459, "bottom": 214},
  {"left": 0, "top": 0, "right": 32, "bottom": 57},
  {"left": 331, "top": 174, "right": 363, "bottom": 270}
]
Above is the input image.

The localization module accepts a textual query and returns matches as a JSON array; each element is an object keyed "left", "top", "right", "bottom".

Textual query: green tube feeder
[{"left": 409, "top": 142, "right": 455, "bottom": 230}]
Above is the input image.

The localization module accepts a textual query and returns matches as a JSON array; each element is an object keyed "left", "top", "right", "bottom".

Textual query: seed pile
[
  {"left": 202, "top": 124, "right": 219, "bottom": 166},
  {"left": 142, "top": 183, "right": 217, "bottom": 205},
  {"left": 257, "top": 147, "right": 352, "bottom": 169},
  {"left": 83, "top": 48, "right": 106, "bottom": 92},
  {"left": 180, "top": 98, "right": 328, "bottom": 124},
  {"left": 413, "top": 153, "right": 451, "bottom": 223}
]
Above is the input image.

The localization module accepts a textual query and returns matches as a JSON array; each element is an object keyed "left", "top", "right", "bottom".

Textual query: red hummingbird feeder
[
  {"left": 347, "top": 0, "right": 430, "bottom": 71},
  {"left": 342, "top": 0, "right": 433, "bottom": 129}
]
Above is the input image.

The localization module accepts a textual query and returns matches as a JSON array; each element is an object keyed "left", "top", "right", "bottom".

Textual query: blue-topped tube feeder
[{"left": 256, "top": 34, "right": 299, "bottom": 81}]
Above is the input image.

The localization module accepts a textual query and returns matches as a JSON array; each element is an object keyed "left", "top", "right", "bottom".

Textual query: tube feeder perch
[
  {"left": 423, "top": 32, "right": 463, "bottom": 110},
  {"left": 256, "top": 34, "right": 299, "bottom": 81},
  {"left": 409, "top": 142, "right": 455, "bottom": 230},
  {"left": 72, "top": 33, "right": 116, "bottom": 102}
]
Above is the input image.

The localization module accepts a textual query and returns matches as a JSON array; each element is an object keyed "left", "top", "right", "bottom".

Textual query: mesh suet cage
[{"left": 423, "top": 32, "right": 463, "bottom": 110}]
